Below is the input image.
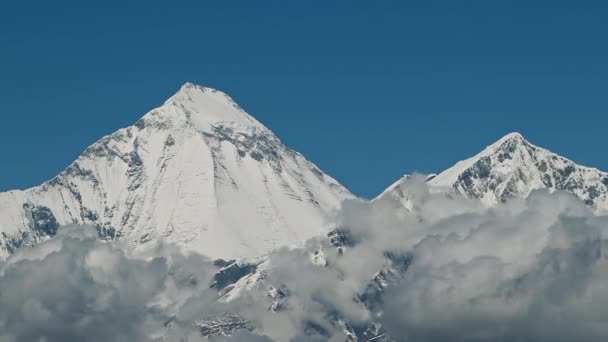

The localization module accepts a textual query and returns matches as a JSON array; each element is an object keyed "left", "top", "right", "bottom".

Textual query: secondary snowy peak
[
  {"left": 379, "top": 132, "right": 608, "bottom": 210},
  {"left": 0, "top": 83, "right": 354, "bottom": 259},
  {"left": 428, "top": 131, "right": 529, "bottom": 188}
]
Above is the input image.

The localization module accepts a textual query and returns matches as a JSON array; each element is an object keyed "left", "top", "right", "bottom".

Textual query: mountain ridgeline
[{"left": 1, "top": 83, "right": 607, "bottom": 259}]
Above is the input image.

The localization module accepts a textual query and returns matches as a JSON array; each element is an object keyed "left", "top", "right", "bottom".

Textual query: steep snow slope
[
  {"left": 0, "top": 83, "right": 353, "bottom": 259},
  {"left": 378, "top": 132, "right": 608, "bottom": 211}
]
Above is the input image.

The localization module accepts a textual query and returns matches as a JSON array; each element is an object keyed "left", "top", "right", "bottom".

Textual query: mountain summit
[
  {"left": 156, "top": 82, "right": 266, "bottom": 130},
  {"left": 0, "top": 83, "right": 353, "bottom": 259},
  {"left": 379, "top": 132, "right": 608, "bottom": 210}
]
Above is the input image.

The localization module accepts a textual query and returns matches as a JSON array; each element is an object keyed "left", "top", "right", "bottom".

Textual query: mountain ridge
[
  {"left": 2, "top": 84, "right": 607, "bottom": 260},
  {"left": 378, "top": 131, "right": 608, "bottom": 211}
]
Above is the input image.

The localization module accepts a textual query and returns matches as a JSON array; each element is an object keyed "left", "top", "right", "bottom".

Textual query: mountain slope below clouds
[
  {"left": 0, "top": 83, "right": 354, "bottom": 259},
  {"left": 378, "top": 132, "right": 608, "bottom": 211}
]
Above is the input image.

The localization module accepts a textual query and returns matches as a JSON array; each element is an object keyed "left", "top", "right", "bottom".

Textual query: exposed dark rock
[
  {"left": 96, "top": 226, "right": 119, "bottom": 240},
  {"left": 1, "top": 231, "right": 29, "bottom": 254},
  {"left": 457, "top": 156, "right": 492, "bottom": 193},
  {"left": 210, "top": 262, "right": 257, "bottom": 290},
  {"left": 198, "top": 315, "right": 251, "bottom": 338},
  {"left": 327, "top": 228, "right": 356, "bottom": 254},
  {"left": 498, "top": 178, "right": 519, "bottom": 203},
  {"left": 24, "top": 204, "right": 58, "bottom": 237},
  {"left": 266, "top": 286, "right": 289, "bottom": 312},
  {"left": 358, "top": 252, "right": 413, "bottom": 312},
  {"left": 134, "top": 118, "right": 146, "bottom": 129},
  {"left": 203, "top": 124, "right": 285, "bottom": 171},
  {"left": 81, "top": 207, "right": 98, "bottom": 222},
  {"left": 557, "top": 165, "right": 575, "bottom": 178},
  {"left": 164, "top": 135, "right": 175, "bottom": 146},
  {"left": 542, "top": 173, "right": 553, "bottom": 187},
  {"left": 213, "top": 258, "right": 236, "bottom": 268}
]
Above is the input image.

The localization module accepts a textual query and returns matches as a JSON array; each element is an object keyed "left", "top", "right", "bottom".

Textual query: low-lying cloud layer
[
  {"left": 2, "top": 176, "right": 608, "bottom": 341},
  {"left": 0, "top": 226, "right": 225, "bottom": 341}
]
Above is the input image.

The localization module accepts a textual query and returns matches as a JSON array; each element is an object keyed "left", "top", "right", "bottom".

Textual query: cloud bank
[
  {"left": 0, "top": 226, "right": 224, "bottom": 342},
  {"left": 2, "top": 176, "right": 608, "bottom": 341}
]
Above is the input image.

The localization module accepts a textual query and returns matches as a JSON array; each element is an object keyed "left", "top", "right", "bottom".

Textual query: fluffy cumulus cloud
[
  {"left": 3, "top": 176, "right": 608, "bottom": 341},
  {"left": 244, "top": 176, "right": 608, "bottom": 341},
  {"left": 0, "top": 226, "right": 223, "bottom": 342},
  {"left": 379, "top": 192, "right": 608, "bottom": 341}
]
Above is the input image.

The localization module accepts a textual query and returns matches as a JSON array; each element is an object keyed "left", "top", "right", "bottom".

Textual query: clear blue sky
[{"left": 1, "top": 1, "right": 607, "bottom": 198}]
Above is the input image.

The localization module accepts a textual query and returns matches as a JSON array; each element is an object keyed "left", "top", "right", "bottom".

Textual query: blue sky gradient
[{"left": 1, "top": 1, "right": 607, "bottom": 198}]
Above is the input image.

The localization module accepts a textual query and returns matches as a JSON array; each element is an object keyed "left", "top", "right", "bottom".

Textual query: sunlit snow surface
[{"left": 0, "top": 83, "right": 353, "bottom": 259}]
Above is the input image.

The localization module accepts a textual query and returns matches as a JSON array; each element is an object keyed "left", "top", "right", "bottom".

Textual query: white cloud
[{"left": 2, "top": 177, "right": 608, "bottom": 341}]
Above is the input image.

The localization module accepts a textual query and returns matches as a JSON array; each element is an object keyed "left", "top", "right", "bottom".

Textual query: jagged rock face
[
  {"left": 218, "top": 229, "right": 400, "bottom": 341},
  {"left": 0, "top": 83, "right": 353, "bottom": 259},
  {"left": 379, "top": 133, "right": 608, "bottom": 210},
  {"left": 210, "top": 260, "right": 257, "bottom": 291},
  {"left": 197, "top": 315, "right": 252, "bottom": 338},
  {"left": 327, "top": 228, "right": 356, "bottom": 254},
  {"left": 357, "top": 251, "right": 413, "bottom": 313}
]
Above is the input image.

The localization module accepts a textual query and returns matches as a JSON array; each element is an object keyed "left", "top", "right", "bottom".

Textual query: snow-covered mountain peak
[
  {"left": 0, "top": 84, "right": 354, "bottom": 259},
  {"left": 482, "top": 131, "right": 526, "bottom": 152},
  {"left": 165, "top": 82, "right": 234, "bottom": 106},
  {"left": 379, "top": 132, "right": 608, "bottom": 211},
  {"left": 428, "top": 132, "right": 536, "bottom": 189},
  {"left": 459, "top": 131, "right": 525, "bottom": 162},
  {"left": 143, "top": 82, "right": 266, "bottom": 133},
  {"left": 494, "top": 131, "right": 524, "bottom": 143}
]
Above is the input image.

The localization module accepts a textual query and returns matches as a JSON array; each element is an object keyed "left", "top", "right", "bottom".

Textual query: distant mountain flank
[{"left": 378, "top": 132, "right": 608, "bottom": 211}]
